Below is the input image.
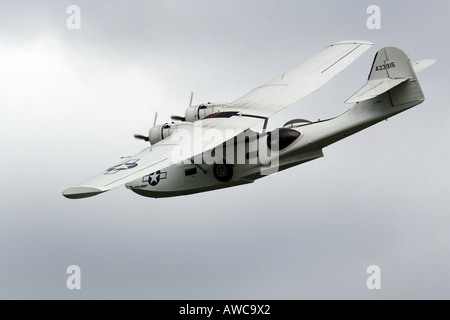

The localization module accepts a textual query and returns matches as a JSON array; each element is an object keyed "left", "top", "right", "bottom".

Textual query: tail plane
[{"left": 346, "top": 47, "right": 436, "bottom": 105}]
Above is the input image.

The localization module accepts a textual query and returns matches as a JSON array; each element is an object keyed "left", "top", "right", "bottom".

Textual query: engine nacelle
[
  {"left": 148, "top": 122, "right": 193, "bottom": 145},
  {"left": 185, "top": 102, "right": 232, "bottom": 122}
]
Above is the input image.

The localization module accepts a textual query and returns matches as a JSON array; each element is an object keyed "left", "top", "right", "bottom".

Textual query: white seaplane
[{"left": 63, "top": 41, "right": 435, "bottom": 199}]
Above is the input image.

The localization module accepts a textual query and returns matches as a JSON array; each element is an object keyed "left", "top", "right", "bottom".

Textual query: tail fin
[
  {"left": 346, "top": 47, "right": 425, "bottom": 106},
  {"left": 367, "top": 46, "right": 414, "bottom": 80}
]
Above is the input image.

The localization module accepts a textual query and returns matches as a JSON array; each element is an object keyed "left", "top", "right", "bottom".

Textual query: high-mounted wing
[
  {"left": 63, "top": 40, "right": 372, "bottom": 199},
  {"left": 232, "top": 40, "right": 373, "bottom": 116}
]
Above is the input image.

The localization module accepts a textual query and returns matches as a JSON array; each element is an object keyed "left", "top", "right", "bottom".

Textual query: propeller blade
[
  {"left": 171, "top": 115, "right": 186, "bottom": 121},
  {"left": 189, "top": 91, "right": 194, "bottom": 107},
  {"left": 153, "top": 111, "right": 158, "bottom": 127},
  {"left": 170, "top": 92, "right": 192, "bottom": 122},
  {"left": 134, "top": 134, "right": 149, "bottom": 142}
]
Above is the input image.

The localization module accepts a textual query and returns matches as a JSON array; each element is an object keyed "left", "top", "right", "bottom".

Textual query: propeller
[
  {"left": 170, "top": 115, "right": 186, "bottom": 122},
  {"left": 134, "top": 111, "right": 158, "bottom": 142},
  {"left": 189, "top": 91, "right": 194, "bottom": 107},
  {"left": 171, "top": 91, "right": 193, "bottom": 122},
  {"left": 133, "top": 134, "right": 149, "bottom": 141}
]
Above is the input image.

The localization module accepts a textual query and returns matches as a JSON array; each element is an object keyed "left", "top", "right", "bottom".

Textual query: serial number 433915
[{"left": 375, "top": 62, "right": 396, "bottom": 71}]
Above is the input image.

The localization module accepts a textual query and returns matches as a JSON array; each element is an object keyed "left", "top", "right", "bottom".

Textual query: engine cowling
[
  {"left": 184, "top": 102, "right": 232, "bottom": 122},
  {"left": 148, "top": 122, "right": 193, "bottom": 145}
]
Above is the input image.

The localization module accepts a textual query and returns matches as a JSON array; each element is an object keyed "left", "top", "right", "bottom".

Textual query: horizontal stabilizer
[
  {"left": 412, "top": 59, "right": 437, "bottom": 74},
  {"left": 346, "top": 78, "right": 408, "bottom": 103}
]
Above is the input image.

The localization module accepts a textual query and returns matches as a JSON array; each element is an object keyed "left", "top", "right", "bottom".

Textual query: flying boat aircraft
[{"left": 63, "top": 41, "right": 435, "bottom": 199}]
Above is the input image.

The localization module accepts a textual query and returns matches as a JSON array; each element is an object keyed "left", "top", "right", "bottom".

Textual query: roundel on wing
[{"left": 104, "top": 159, "right": 140, "bottom": 175}]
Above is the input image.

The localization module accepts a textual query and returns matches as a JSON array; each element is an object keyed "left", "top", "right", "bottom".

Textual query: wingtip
[{"left": 62, "top": 187, "right": 104, "bottom": 199}]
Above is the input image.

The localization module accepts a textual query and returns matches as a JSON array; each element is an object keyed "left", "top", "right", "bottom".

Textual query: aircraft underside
[
  {"left": 62, "top": 43, "right": 435, "bottom": 200},
  {"left": 126, "top": 84, "right": 424, "bottom": 198}
]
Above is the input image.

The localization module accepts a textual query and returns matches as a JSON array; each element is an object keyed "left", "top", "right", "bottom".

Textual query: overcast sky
[{"left": 1, "top": 0, "right": 449, "bottom": 299}]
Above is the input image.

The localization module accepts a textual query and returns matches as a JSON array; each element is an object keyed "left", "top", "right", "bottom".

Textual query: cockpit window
[{"left": 267, "top": 128, "right": 300, "bottom": 150}]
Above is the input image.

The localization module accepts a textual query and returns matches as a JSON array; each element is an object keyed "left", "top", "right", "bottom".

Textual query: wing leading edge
[{"left": 63, "top": 40, "right": 373, "bottom": 199}]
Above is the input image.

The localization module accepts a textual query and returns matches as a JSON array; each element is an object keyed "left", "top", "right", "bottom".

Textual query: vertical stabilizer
[{"left": 346, "top": 47, "right": 425, "bottom": 105}]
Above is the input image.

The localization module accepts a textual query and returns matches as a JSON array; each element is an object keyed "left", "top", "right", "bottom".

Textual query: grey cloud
[{"left": 1, "top": 0, "right": 449, "bottom": 299}]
